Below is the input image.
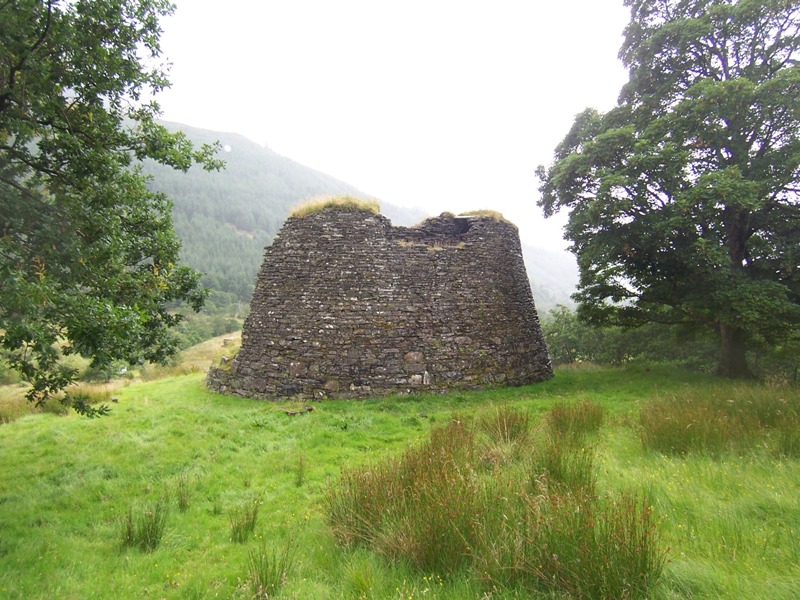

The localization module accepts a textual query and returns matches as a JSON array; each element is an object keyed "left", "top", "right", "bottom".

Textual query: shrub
[
  {"left": 0, "top": 357, "right": 20, "bottom": 386},
  {"left": 541, "top": 306, "right": 720, "bottom": 370},
  {"left": 81, "top": 360, "right": 128, "bottom": 383}
]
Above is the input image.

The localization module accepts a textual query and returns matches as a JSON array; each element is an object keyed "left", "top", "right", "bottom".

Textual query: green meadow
[{"left": 1, "top": 350, "right": 798, "bottom": 599}]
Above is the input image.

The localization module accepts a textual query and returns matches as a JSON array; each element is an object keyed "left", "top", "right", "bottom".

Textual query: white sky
[{"left": 156, "top": 0, "right": 630, "bottom": 249}]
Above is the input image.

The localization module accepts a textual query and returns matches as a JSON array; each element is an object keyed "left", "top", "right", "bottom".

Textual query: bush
[
  {"left": 541, "top": 306, "right": 719, "bottom": 370},
  {"left": 81, "top": 360, "right": 129, "bottom": 383}
]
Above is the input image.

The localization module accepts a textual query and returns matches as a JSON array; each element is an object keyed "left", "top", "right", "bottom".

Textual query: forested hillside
[{"left": 145, "top": 123, "right": 576, "bottom": 311}]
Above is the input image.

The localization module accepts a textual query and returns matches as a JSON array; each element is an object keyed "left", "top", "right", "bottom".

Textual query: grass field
[{"left": 0, "top": 349, "right": 798, "bottom": 599}]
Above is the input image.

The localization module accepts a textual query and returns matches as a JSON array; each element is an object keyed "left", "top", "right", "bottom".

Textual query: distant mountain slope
[
  {"left": 144, "top": 122, "right": 575, "bottom": 312},
  {"left": 521, "top": 244, "right": 577, "bottom": 313},
  {"left": 144, "top": 122, "right": 425, "bottom": 300}
]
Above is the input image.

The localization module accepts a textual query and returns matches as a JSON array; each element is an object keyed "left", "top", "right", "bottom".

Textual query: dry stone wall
[{"left": 207, "top": 207, "right": 553, "bottom": 399}]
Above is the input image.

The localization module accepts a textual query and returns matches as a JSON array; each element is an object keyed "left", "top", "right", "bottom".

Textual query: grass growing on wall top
[
  {"left": 289, "top": 195, "right": 380, "bottom": 218},
  {"left": 460, "top": 209, "right": 512, "bottom": 224}
]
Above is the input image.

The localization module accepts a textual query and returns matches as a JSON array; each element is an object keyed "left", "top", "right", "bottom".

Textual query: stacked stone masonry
[{"left": 207, "top": 207, "right": 553, "bottom": 399}]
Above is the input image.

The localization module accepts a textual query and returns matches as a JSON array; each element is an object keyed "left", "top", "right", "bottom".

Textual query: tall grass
[
  {"left": 775, "top": 415, "right": 800, "bottom": 458},
  {"left": 230, "top": 497, "right": 261, "bottom": 543},
  {"left": 477, "top": 405, "right": 530, "bottom": 462},
  {"left": 327, "top": 418, "right": 480, "bottom": 573},
  {"left": 529, "top": 437, "right": 597, "bottom": 497},
  {"left": 640, "top": 383, "right": 800, "bottom": 456},
  {"left": 325, "top": 405, "right": 665, "bottom": 597},
  {"left": 547, "top": 398, "right": 604, "bottom": 442},
  {"left": 175, "top": 472, "right": 191, "bottom": 512},
  {"left": 472, "top": 490, "right": 664, "bottom": 598},
  {"left": 246, "top": 534, "right": 299, "bottom": 599},
  {"left": 120, "top": 498, "right": 169, "bottom": 552},
  {"left": 460, "top": 209, "right": 510, "bottom": 223}
]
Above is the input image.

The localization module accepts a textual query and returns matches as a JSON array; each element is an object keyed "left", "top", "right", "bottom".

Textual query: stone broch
[{"left": 207, "top": 206, "right": 553, "bottom": 399}]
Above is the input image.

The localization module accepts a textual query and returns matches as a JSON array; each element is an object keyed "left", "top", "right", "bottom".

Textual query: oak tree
[
  {"left": 537, "top": 0, "right": 800, "bottom": 377},
  {"left": 1, "top": 0, "right": 222, "bottom": 410}
]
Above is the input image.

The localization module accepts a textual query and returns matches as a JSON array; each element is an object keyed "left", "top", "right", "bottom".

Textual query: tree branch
[{"left": 0, "top": 0, "right": 54, "bottom": 114}]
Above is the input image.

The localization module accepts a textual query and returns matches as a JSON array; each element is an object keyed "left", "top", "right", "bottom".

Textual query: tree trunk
[{"left": 715, "top": 323, "right": 754, "bottom": 379}]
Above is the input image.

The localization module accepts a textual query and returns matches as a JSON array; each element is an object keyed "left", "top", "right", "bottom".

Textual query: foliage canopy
[
  {"left": 537, "top": 0, "right": 800, "bottom": 377},
  {"left": 0, "top": 0, "right": 222, "bottom": 409}
]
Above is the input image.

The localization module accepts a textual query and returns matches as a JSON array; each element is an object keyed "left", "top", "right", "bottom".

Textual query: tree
[
  {"left": 537, "top": 0, "right": 800, "bottom": 378},
  {"left": 1, "top": 0, "right": 222, "bottom": 411}
]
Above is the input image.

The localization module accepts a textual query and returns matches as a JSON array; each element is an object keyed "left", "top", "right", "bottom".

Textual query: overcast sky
[{"left": 156, "top": 0, "right": 630, "bottom": 249}]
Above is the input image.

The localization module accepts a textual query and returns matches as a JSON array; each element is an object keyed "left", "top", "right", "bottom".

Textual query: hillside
[
  {"left": 145, "top": 122, "right": 576, "bottom": 311},
  {"left": 521, "top": 243, "right": 577, "bottom": 312}
]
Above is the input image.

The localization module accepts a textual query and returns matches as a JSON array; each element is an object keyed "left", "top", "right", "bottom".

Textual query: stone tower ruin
[{"left": 207, "top": 203, "right": 553, "bottom": 399}]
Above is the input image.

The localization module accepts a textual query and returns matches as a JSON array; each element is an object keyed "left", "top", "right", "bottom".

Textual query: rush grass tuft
[
  {"left": 120, "top": 498, "right": 169, "bottom": 552},
  {"left": 324, "top": 407, "right": 665, "bottom": 598},
  {"left": 640, "top": 383, "right": 800, "bottom": 456}
]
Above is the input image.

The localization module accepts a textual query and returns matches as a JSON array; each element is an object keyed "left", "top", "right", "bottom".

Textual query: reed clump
[{"left": 325, "top": 405, "right": 665, "bottom": 598}]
